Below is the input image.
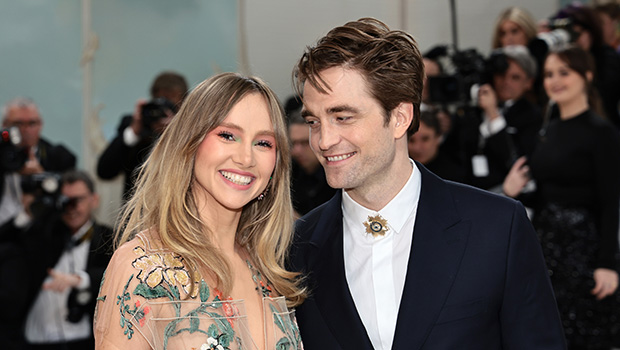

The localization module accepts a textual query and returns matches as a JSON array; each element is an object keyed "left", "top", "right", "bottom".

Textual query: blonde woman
[
  {"left": 94, "top": 73, "right": 305, "bottom": 350},
  {"left": 491, "top": 7, "right": 538, "bottom": 49}
]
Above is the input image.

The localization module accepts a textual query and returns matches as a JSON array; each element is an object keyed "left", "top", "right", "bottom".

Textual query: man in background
[{"left": 97, "top": 71, "right": 188, "bottom": 200}]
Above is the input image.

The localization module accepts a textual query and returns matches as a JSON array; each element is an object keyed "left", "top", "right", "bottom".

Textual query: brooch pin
[{"left": 364, "top": 214, "right": 389, "bottom": 237}]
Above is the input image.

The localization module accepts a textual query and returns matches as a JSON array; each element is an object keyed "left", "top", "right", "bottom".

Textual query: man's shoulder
[{"left": 442, "top": 179, "right": 519, "bottom": 213}]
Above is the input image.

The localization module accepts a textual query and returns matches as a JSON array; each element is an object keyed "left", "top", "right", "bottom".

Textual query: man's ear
[{"left": 392, "top": 102, "right": 414, "bottom": 139}]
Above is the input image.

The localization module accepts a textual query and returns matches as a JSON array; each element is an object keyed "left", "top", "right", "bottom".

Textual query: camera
[
  {"left": 140, "top": 98, "right": 176, "bottom": 137},
  {"left": 528, "top": 18, "right": 579, "bottom": 67},
  {"left": 0, "top": 127, "right": 27, "bottom": 172},
  {"left": 21, "top": 172, "right": 66, "bottom": 216},
  {"left": 427, "top": 46, "right": 509, "bottom": 106}
]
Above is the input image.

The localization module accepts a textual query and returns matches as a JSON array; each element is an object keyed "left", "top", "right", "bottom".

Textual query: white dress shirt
[
  {"left": 342, "top": 160, "right": 421, "bottom": 350},
  {"left": 25, "top": 221, "right": 94, "bottom": 343}
]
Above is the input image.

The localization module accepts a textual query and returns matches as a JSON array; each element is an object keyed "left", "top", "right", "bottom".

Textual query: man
[
  {"left": 290, "top": 18, "right": 565, "bottom": 349},
  {"left": 408, "top": 110, "right": 465, "bottom": 184},
  {"left": 0, "top": 170, "right": 113, "bottom": 350},
  {"left": 464, "top": 45, "right": 542, "bottom": 191},
  {"left": 286, "top": 96, "right": 337, "bottom": 217},
  {"left": 0, "top": 98, "right": 76, "bottom": 225},
  {"left": 97, "top": 71, "right": 188, "bottom": 199}
]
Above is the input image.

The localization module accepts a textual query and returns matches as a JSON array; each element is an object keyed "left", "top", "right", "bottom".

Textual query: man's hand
[
  {"left": 42, "top": 269, "right": 81, "bottom": 293},
  {"left": 130, "top": 99, "right": 148, "bottom": 136},
  {"left": 20, "top": 148, "right": 44, "bottom": 175}
]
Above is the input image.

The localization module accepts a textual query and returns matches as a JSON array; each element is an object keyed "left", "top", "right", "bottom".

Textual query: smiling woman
[{"left": 93, "top": 73, "right": 305, "bottom": 350}]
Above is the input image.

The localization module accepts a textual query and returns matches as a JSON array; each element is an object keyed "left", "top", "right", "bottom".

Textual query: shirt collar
[
  {"left": 342, "top": 159, "right": 420, "bottom": 237},
  {"left": 72, "top": 220, "right": 94, "bottom": 241}
]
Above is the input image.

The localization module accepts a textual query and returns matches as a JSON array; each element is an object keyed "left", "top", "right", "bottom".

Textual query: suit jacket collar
[{"left": 306, "top": 162, "right": 471, "bottom": 350}]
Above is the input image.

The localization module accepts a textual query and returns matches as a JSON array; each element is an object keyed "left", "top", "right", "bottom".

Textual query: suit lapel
[
  {"left": 309, "top": 195, "right": 374, "bottom": 349},
  {"left": 392, "top": 164, "right": 471, "bottom": 350}
]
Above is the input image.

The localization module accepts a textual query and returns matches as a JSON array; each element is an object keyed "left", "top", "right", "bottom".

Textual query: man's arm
[{"left": 500, "top": 201, "right": 566, "bottom": 349}]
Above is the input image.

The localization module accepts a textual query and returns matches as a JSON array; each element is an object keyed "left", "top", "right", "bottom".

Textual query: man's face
[
  {"left": 61, "top": 181, "right": 98, "bottom": 234},
  {"left": 289, "top": 123, "right": 320, "bottom": 174},
  {"left": 408, "top": 122, "right": 440, "bottom": 164},
  {"left": 302, "top": 67, "right": 400, "bottom": 196},
  {"left": 493, "top": 60, "right": 533, "bottom": 102},
  {"left": 3, "top": 105, "right": 42, "bottom": 149}
]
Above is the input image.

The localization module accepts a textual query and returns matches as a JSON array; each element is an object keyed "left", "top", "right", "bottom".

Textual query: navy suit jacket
[{"left": 290, "top": 163, "right": 566, "bottom": 349}]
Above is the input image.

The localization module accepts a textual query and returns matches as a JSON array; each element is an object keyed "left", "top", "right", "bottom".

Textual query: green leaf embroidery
[
  {"left": 133, "top": 282, "right": 170, "bottom": 300},
  {"left": 200, "top": 280, "right": 210, "bottom": 302},
  {"left": 189, "top": 316, "right": 200, "bottom": 333},
  {"left": 270, "top": 304, "right": 286, "bottom": 333},
  {"left": 276, "top": 337, "right": 292, "bottom": 350},
  {"left": 207, "top": 324, "right": 218, "bottom": 338}
]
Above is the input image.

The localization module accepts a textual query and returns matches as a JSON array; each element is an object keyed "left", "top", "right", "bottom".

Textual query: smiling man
[{"left": 289, "top": 18, "right": 566, "bottom": 350}]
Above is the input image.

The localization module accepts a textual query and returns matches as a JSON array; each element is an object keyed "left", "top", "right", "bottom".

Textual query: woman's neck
[
  {"left": 199, "top": 203, "right": 242, "bottom": 255},
  {"left": 558, "top": 95, "right": 589, "bottom": 120}
]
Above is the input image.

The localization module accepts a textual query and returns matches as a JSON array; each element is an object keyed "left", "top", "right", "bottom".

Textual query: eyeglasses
[{"left": 9, "top": 120, "right": 41, "bottom": 128}]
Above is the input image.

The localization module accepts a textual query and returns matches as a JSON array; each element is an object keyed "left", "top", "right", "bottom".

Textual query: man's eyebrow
[
  {"left": 301, "top": 109, "right": 313, "bottom": 119},
  {"left": 301, "top": 105, "right": 360, "bottom": 118},
  {"left": 327, "top": 105, "right": 359, "bottom": 115}
]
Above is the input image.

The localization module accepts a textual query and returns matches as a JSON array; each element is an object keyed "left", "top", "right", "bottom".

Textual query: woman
[
  {"left": 491, "top": 7, "right": 538, "bottom": 49},
  {"left": 504, "top": 46, "right": 620, "bottom": 349},
  {"left": 552, "top": 4, "right": 620, "bottom": 129},
  {"left": 94, "top": 73, "right": 305, "bottom": 350}
]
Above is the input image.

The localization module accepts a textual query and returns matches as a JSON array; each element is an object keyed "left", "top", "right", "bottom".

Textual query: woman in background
[
  {"left": 504, "top": 46, "right": 620, "bottom": 349},
  {"left": 491, "top": 7, "right": 538, "bottom": 49},
  {"left": 94, "top": 73, "right": 305, "bottom": 350}
]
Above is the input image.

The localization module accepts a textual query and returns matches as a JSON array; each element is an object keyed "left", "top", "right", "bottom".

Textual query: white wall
[{"left": 244, "top": 0, "right": 559, "bottom": 100}]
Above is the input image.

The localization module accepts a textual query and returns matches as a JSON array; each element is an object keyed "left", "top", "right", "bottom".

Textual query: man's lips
[{"left": 325, "top": 152, "right": 356, "bottom": 162}]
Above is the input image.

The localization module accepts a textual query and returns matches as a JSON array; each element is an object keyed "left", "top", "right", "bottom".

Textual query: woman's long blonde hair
[
  {"left": 492, "top": 7, "right": 538, "bottom": 49},
  {"left": 115, "top": 72, "right": 305, "bottom": 306}
]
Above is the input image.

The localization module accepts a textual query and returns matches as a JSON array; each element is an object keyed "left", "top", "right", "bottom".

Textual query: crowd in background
[{"left": 1, "top": 1, "right": 620, "bottom": 349}]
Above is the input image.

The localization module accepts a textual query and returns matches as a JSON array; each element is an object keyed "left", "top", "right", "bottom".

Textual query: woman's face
[
  {"left": 543, "top": 54, "right": 587, "bottom": 106},
  {"left": 499, "top": 20, "right": 529, "bottom": 47},
  {"left": 192, "top": 93, "right": 277, "bottom": 213}
]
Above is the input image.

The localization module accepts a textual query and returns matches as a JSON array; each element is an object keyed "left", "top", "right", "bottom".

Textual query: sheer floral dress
[{"left": 94, "top": 232, "right": 302, "bottom": 350}]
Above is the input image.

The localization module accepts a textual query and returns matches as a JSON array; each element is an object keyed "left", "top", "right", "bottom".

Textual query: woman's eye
[
  {"left": 218, "top": 131, "right": 236, "bottom": 141},
  {"left": 254, "top": 140, "right": 274, "bottom": 149}
]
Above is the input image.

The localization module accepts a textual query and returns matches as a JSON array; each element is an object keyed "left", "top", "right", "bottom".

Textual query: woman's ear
[{"left": 586, "top": 71, "right": 594, "bottom": 84}]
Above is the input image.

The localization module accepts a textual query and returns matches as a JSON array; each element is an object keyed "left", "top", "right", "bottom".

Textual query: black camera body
[
  {"left": 21, "top": 172, "right": 68, "bottom": 216},
  {"left": 0, "top": 127, "right": 27, "bottom": 173},
  {"left": 140, "top": 98, "right": 176, "bottom": 138},
  {"left": 427, "top": 47, "right": 509, "bottom": 106}
]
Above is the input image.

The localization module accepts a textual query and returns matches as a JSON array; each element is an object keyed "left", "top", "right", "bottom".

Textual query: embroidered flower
[
  {"left": 201, "top": 336, "right": 226, "bottom": 350},
  {"left": 133, "top": 299, "right": 151, "bottom": 327},
  {"left": 131, "top": 246, "right": 201, "bottom": 297}
]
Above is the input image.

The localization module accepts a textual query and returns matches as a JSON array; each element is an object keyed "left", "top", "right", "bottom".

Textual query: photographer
[
  {"left": 96, "top": 71, "right": 188, "bottom": 200},
  {"left": 0, "top": 170, "right": 112, "bottom": 350},
  {"left": 0, "top": 98, "right": 76, "bottom": 226},
  {"left": 462, "top": 45, "right": 542, "bottom": 192}
]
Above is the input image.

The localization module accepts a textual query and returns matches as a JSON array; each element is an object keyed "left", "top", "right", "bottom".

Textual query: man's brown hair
[{"left": 294, "top": 17, "right": 424, "bottom": 132}]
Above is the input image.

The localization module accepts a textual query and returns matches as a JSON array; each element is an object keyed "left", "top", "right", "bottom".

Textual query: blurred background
[{"left": 0, "top": 0, "right": 591, "bottom": 224}]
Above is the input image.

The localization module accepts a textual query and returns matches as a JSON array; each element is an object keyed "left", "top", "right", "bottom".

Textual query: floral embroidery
[
  {"left": 116, "top": 274, "right": 139, "bottom": 339},
  {"left": 247, "top": 260, "right": 274, "bottom": 297},
  {"left": 101, "top": 242, "right": 301, "bottom": 349},
  {"left": 131, "top": 246, "right": 201, "bottom": 298}
]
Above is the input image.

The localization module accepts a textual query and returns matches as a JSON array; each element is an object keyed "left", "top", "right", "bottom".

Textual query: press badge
[{"left": 472, "top": 155, "right": 489, "bottom": 177}]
